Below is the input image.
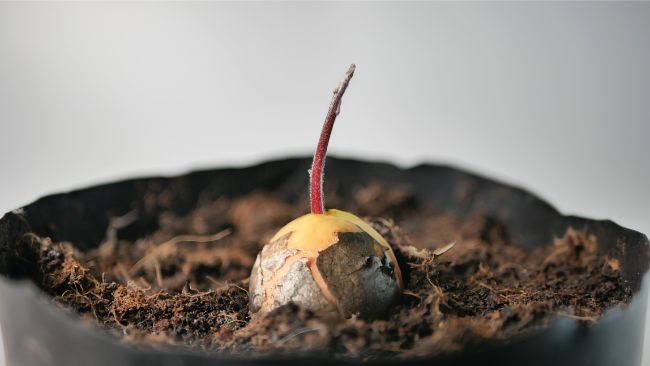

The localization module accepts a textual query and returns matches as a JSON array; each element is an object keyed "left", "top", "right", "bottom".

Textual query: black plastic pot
[{"left": 1, "top": 157, "right": 648, "bottom": 366}]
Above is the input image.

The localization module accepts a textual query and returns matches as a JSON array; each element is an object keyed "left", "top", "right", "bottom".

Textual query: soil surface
[{"left": 20, "top": 185, "right": 631, "bottom": 360}]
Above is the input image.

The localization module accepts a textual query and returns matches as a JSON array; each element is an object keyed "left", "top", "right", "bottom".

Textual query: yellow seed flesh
[
  {"left": 271, "top": 210, "right": 362, "bottom": 254},
  {"left": 269, "top": 209, "right": 402, "bottom": 288}
]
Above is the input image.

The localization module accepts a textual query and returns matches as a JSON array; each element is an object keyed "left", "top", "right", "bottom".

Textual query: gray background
[{"left": 0, "top": 2, "right": 648, "bottom": 365}]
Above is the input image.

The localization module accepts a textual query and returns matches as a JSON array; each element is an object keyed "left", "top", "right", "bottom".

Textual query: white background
[{"left": 0, "top": 2, "right": 648, "bottom": 365}]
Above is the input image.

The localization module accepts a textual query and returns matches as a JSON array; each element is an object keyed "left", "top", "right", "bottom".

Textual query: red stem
[{"left": 310, "top": 64, "right": 356, "bottom": 214}]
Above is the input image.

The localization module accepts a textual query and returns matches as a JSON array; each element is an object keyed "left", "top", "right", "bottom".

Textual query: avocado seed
[{"left": 249, "top": 209, "right": 403, "bottom": 318}]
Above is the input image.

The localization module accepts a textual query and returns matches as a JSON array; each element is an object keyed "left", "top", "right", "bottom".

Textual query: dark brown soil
[{"left": 21, "top": 185, "right": 631, "bottom": 360}]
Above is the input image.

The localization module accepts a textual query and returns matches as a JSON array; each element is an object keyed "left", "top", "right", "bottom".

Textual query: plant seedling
[{"left": 249, "top": 65, "right": 403, "bottom": 319}]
